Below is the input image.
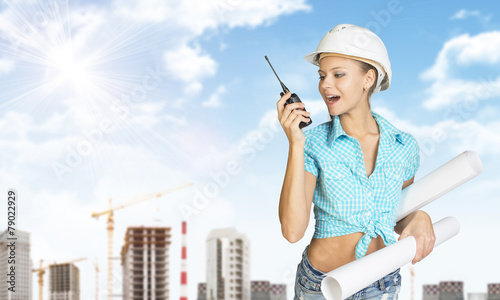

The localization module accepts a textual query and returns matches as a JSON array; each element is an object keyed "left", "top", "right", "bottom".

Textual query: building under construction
[
  {"left": 49, "top": 263, "right": 80, "bottom": 300},
  {"left": 121, "top": 226, "right": 171, "bottom": 300},
  {"left": 0, "top": 229, "right": 32, "bottom": 300}
]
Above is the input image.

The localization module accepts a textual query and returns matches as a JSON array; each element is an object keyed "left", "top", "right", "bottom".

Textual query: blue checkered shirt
[{"left": 303, "top": 111, "right": 420, "bottom": 259}]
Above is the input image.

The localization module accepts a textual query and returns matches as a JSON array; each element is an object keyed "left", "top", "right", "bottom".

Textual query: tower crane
[
  {"left": 93, "top": 258, "right": 99, "bottom": 300},
  {"left": 32, "top": 257, "right": 87, "bottom": 300},
  {"left": 91, "top": 182, "right": 193, "bottom": 300},
  {"left": 408, "top": 264, "right": 415, "bottom": 300}
]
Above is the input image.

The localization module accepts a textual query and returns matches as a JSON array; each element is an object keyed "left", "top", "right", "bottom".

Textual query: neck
[{"left": 338, "top": 104, "right": 378, "bottom": 138}]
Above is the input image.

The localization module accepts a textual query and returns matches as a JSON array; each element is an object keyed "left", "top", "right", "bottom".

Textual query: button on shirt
[{"left": 303, "top": 111, "right": 420, "bottom": 259}]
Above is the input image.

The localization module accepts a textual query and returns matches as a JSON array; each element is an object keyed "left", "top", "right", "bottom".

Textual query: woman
[{"left": 277, "top": 24, "right": 436, "bottom": 300}]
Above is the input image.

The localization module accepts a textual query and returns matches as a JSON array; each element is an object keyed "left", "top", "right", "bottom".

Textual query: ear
[{"left": 364, "top": 69, "right": 376, "bottom": 91}]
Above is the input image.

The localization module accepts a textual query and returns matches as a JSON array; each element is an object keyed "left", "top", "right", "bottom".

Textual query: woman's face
[{"left": 318, "top": 56, "right": 371, "bottom": 117}]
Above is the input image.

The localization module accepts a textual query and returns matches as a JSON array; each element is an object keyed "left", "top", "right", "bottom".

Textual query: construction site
[
  {"left": 2, "top": 185, "right": 496, "bottom": 300},
  {"left": 0, "top": 182, "right": 289, "bottom": 300}
]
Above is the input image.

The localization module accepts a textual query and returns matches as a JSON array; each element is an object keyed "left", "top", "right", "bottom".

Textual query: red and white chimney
[{"left": 180, "top": 221, "right": 188, "bottom": 300}]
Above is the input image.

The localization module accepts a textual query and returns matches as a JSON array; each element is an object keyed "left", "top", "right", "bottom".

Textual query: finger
[
  {"left": 421, "top": 231, "right": 436, "bottom": 260},
  {"left": 281, "top": 105, "right": 308, "bottom": 126},
  {"left": 283, "top": 102, "right": 306, "bottom": 116},
  {"left": 414, "top": 243, "right": 422, "bottom": 263},
  {"left": 291, "top": 114, "right": 310, "bottom": 129},
  {"left": 284, "top": 110, "right": 310, "bottom": 129},
  {"left": 280, "top": 103, "right": 304, "bottom": 125},
  {"left": 425, "top": 236, "right": 435, "bottom": 258},
  {"left": 276, "top": 92, "right": 292, "bottom": 116}
]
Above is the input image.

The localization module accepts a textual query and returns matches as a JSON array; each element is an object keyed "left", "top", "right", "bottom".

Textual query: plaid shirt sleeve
[{"left": 304, "top": 135, "right": 319, "bottom": 177}]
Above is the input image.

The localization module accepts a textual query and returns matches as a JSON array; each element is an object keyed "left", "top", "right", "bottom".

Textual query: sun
[{"left": 44, "top": 43, "right": 96, "bottom": 94}]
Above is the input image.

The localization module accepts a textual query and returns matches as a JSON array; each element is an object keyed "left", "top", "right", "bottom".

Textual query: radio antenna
[{"left": 265, "top": 56, "right": 289, "bottom": 94}]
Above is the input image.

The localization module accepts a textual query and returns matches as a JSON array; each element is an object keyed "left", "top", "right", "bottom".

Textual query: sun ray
[{"left": 0, "top": 0, "right": 200, "bottom": 174}]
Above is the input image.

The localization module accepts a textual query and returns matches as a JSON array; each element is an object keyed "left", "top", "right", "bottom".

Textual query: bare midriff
[{"left": 307, "top": 233, "right": 386, "bottom": 273}]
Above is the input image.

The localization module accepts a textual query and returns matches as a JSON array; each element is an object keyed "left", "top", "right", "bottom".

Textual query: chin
[{"left": 326, "top": 106, "right": 343, "bottom": 118}]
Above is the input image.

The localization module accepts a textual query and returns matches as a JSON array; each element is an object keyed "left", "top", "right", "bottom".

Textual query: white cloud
[
  {"left": 451, "top": 9, "right": 491, "bottom": 22},
  {"left": 421, "top": 31, "right": 500, "bottom": 110},
  {"left": 202, "top": 85, "right": 226, "bottom": 107},
  {"left": 116, "top": 0, "right": 311, "bottom": 101},
  {"left": 184, "top": 82, "right": 203, "bottom": 96},
  {"left": 164, "top": 43, "right": 218, "bottom": 88},
  {"left": 372, "top": 105, "right": 500, "bottom": 160},
  {"left": 422, "top": 76, "right": 500, "bottom": 110},
  {"left": 112, "top": 0, "right": 175, "bottom": 23},
  {"left": 113, "top": 0, "right": 311, "bottom": 35}
]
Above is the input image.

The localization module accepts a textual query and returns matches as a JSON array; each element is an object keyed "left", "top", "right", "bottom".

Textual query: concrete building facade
[
  {"left": 206, "top": 228, "right": 250, "bottom": 300},
  {"left": 198, "top": 283, "right": 207, "bottom": 300},
  {"left": 0, "top": 229, "right": 32, "bottom": 300},
  {"left": 121, "top": 226, "right": 171, "bottom": 300},
  {"left": 468, "top": 293, "right": 487, "bottom": 300},
  {"left": 270, "top": 284, "right": 286, "bottom": 300},
  {"left": 488, "top": 284, "right": 500, "bottom": 300},
  {"left": 439, "top": 281, "right": 464, "bottom": 300},
  {"left": 49, "top": 263, "right": 80, "bottom": 300},
  {"left": 251, "top": 281, "right": 270, "bottom": 300},
  {"left": 423, "top": 284, "right": 440, "bottom": 300}
]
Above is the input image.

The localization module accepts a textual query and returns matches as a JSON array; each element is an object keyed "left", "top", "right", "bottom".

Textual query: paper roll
[
  {"left": 396, "top": 151, "right": 482, "bottom": 222},
  {"left": 321, "top": 217, "right": 460, "bottom": 300}
]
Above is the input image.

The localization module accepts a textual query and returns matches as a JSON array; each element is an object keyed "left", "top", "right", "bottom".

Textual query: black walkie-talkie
[{"left": 265, "top": 56, "right": 312, "bottom": 129}]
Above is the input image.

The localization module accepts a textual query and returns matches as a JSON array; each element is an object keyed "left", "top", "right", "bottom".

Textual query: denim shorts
[{"left": 294, "top": 246, "right": 402, "bottom": 300}]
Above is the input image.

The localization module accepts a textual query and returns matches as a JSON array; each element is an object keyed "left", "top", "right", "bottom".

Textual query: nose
[{"left": 319, "top": 74, "right": 334, "bottom": 91}]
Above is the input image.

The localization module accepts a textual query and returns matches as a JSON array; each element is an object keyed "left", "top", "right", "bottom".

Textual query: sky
[{"left": 0, "top": 0, "right": 499, "bottom": 300}]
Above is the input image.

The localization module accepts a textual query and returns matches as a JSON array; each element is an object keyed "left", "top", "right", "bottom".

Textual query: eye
[
  {"left": 318, "top": 75, "right": 325, "bottom": 80},
  {"left": 334, "top": 73, "right": 345, "bottom": 78}
]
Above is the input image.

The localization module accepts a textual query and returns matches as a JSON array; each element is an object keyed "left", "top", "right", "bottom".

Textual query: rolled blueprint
[
  {"left": 396, "top": 151, "right": 482, "bottom": 222},
  {"left": 321, "top": 217, "right": 460, "bottom": 300}
]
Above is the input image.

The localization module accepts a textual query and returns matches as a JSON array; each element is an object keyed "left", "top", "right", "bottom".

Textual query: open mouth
[{"left": 325, "top": 94, "right": 340, "bottom": 104}]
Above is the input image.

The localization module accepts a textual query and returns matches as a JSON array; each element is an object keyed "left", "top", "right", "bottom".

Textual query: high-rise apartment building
[
  {"left": 206, "top": 228, "right": 250, "bottom": 300},
  {"left": 121, "top": 226, "right": 171, "bottom": 300},
  {"left": 0, "top": 229, "right": 32, "bottom": 300},
  {"left": 49, "top": 263, "right": 80, "bottom": 300}
]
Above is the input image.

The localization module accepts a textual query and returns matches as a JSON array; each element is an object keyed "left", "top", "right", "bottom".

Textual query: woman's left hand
[{"left": 397, "top": 210, "right": 436, "bottom": 264}]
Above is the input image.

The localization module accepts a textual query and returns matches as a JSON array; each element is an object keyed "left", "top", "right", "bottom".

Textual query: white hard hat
[{"left": 304, "top": 24, "right": 392, "bottom": 93}]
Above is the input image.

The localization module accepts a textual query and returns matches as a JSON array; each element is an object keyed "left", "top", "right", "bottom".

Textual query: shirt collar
[{"left": 327, "top": 111, "right": 403, "bottom": 147}]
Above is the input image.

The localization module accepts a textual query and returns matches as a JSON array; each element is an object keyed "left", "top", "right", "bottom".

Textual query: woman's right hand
[{"left": 276, "top": 92, "right": 311, "bottom": 145}]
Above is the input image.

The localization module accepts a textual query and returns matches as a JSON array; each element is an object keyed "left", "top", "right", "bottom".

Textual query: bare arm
[
  {"left": 394, "top": 176, "right": 436, "bottom": 264},
  {"left": 394, "top": 177, "right": 415, "bottom": 234},
  {"left": 279, "top": 157, "right": 316, "bottom": 243},
  {"left": 276, "top": 92, "right": 315, "bottom": 243}
]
